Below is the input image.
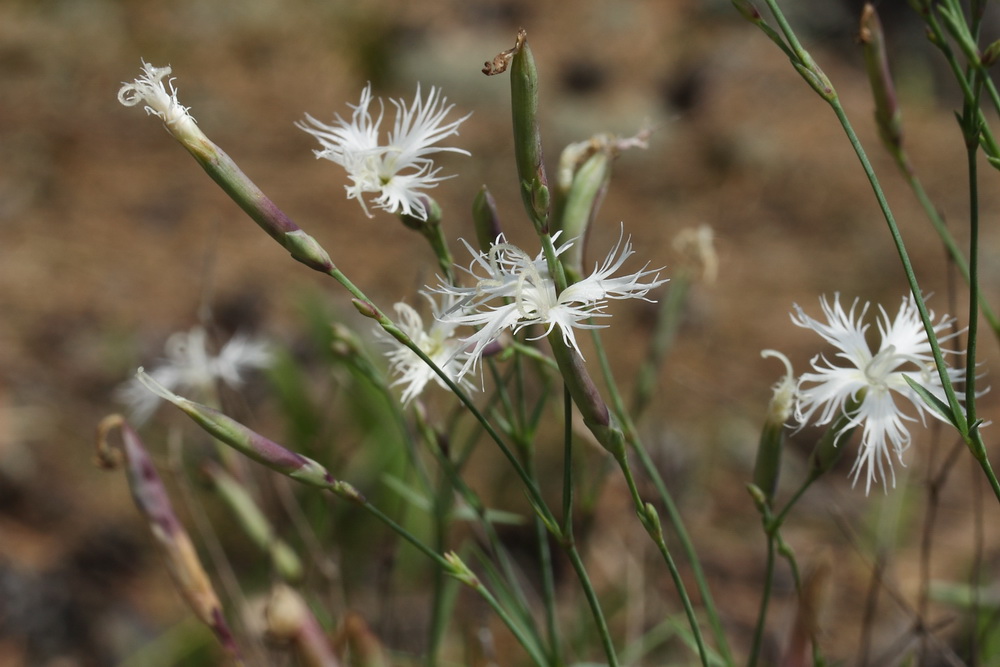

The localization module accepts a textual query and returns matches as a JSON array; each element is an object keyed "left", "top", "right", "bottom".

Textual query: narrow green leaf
[{"left": 903, "top": 374, "right": 963, "bottom": 431}]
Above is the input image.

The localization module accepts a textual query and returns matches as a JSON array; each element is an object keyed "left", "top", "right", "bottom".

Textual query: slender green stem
[
  {"left": 963, "top": 114, "right": 980, "bottom": 423},
  {"left": 419, "top": 414, "right": 539, "bottom": 630},
  {"left": 329, "top": 263, "right": 558, "bottom": 526},
  {"left": 355, "top": 496, "right": 548, "bottom": 665},
  {"left": 610, "top": 445, "right": 709, "bottom": 666},
  {"left": 590, "top": 329, "right": 730, "bottom": 665},
  {"left": 830, "top": 92, "right": 968, "bottom": 426},
  {"left": 468, "top": 584, "right": 551, "bottom": 667},
  {"left": 561, "top": 386, "right": 574, "bottom": 533},
  {"left": 536, "top": 515, "right": 562, "bottom": 666},
  {"left": 563, "top": 540, "right": 619, "bottom": 667},
  {"left": 421, "top": 221, "right": 456, "bottom": 285},
  {"left": 747, "top": 534, "right": 776, "bottom": 667},
  {"left": 427, "top": 462, "right": 456, "bottom": 665},
  {"left": 919, "top": 3, "right": 1000, "bottom": 158},
  {"left": 759, "top": 1, "right": 1000, "bottom": 504},
  {"left": 890, "top": 150, "right": 1000, "bottom": 339}
]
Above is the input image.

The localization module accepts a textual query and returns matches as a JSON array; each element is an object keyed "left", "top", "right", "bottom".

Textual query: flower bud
[
  {"left": 558, "top": 151, "right": 609, "bottom": 278},
  {"left": 472, "top": 185, "right": 503, "bottom": 253},
  {"left": 136, "top": 370, "right": 335, "bottom": 489},
  {"left": 730, "top": 0, "right": 762, "bottom": 22},
  {"left": 507, "top": 30, "right": 550, "bottom": 232},
  {"left": 96, "top": 416, "right": 241, "bottom": 661},
  {"left": 859, "top": 4, "right": 904, "bottom": 151},
  {"left": 119, "top": 62, "right": 335, "bottom": 274},
  {"left": 443, "top": 551, "right": 481, "bottom": 588},
  {"left": 984, "top": 39, "right": 1000, "bottom": 67},
  {"left": 753, "top": 351, "right": 796, "bottom": 502}
]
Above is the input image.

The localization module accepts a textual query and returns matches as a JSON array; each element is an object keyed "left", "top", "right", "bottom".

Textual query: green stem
[
  {"left": 829, "top": 83, "right": 967, "bottom": 431},
  {"left": 963, "top": 109, "right": 980, "bottom": 424},
  {"left": 331, "top": 263, "right": 558, "bottom": 527},
  {"left": 421, "top": 220, "right": 456, "bottom": 285},
  {"left": 561, "top": 386, "right": 574, "bottom": 533},
  {"left": 919, "top": 3, "right": 1000, "bottom": 159},
  {"left": 536, "top": 515, "right": 562, "bottom": 666},
  {"left": 563, "top": 540, "right": 619, "bottom": 667},
  {"left": 355, "top": 496, "right": 548, "bottom": 666},
  {"left": 747, "top": 533, "right": 775, "bottom": 667},
  {"left": 759, "top": 0, "right": 1000, "bottom": 504},
  {"left": 889, "top": 147, "right": 1000, "bottom": 339},
  {"left": 590, "top": 329, "right": 730, "bottom": 665}
]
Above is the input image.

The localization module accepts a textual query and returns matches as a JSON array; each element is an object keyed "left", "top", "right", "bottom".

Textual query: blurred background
[{"left": 3, "top": 0, "right": 1000, "bottom": 664}]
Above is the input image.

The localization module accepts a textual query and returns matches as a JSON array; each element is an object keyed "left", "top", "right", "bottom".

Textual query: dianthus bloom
[
  {"left": 297, "top": 84, "right": 470, "bottom": 221},
  {"left": 380, "top": 293, "right": 476, "bottom": 404},
  {"left": 118, "top": 61, "right": 200, "bottom": 140},
  {"left": 434, "top": 228, "right": 667, "bottom": 379},
  {"left": 791, "top": 293, "right": 965, "bottom": 493},
  {"left": 118, "top": 326, "right": 272, "bottom": 424}
]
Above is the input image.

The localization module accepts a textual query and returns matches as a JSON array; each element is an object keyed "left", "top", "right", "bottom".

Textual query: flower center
[{"left": 864, "top": 344, "right": 898, "bottom": 389}]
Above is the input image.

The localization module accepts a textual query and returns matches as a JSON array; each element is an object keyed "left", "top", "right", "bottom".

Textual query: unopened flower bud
[
  {"left": 96, "top": 416, "right": 241, "bottom": 660},
  {"left": 753, "top": 351, "right": 796, "bottom": 502},
  {"left": 119, "top": 61, "right": 335, "bottom": 274},
  {"left": 136, "top": 370, "right": 335, "bottom": 489},
  {"left": 731, "top": 0, "right": 762, "bottom": 22},
  {"left": 983, "top": 39, "right": 1000, "bottom": 67},
  {"left": 472, "top": 186, "right": 503, "bottom": 253},
  {"left": 505, "top": 30, "right": 550, "bottom": 232},
  {"left": 555, "top": 130, "right": 650, "bottom": 278},
  {"left": 444, "top": 551, "right": 481, "bottom": 588},
  {"left": 859, "top": 4, "right": 904, "bottom": 151}
]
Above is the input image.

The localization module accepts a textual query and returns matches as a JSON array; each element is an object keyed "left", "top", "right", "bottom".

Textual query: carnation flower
[
  {"left": 118, "top": 61, "right": 200, "bottom": 140},
  {"left": 298, "top": 83, "right": 470, "bottom": 221},
  {"left": 435, "top": 228, "right": 667, "bottom": 379},
  {"left": 791, "top": 293, "right": 965, "bottom": 493},
  {"left": 118, "top": 326, "right": 272, "bottom": 424},
  {"left": 380, "top": 293, "right": 476, "bottom": 404}
]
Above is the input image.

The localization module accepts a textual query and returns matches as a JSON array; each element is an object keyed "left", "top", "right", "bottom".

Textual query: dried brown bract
[{"left": 483, "top": 28, "right": 527, "bottom": 76}]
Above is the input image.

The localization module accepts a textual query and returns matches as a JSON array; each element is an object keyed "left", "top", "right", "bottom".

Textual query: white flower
[
  {"left": 761, "top": 349, "right": 796, "bottom": 426},
  {"left": 380, "top": 293, "right": 475, "bottom": 404},
  {"left": 118, "top": 326, "right": 273, "bottom": 424},
  {"left": 297, "top": 83, "right": 470, "bottom": 221},
  {"left": 791, "top": 293, "right": 964, "bottom": 493},
  {"left": 435, "top": 228, "right": 667, "bottom": 379},
  {"left": 118, "top": 61, "right": 200, "bottom": 139}
]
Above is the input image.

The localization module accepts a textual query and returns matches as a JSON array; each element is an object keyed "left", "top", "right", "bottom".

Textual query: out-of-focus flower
[
  {"left": 117, "top": 326, "right": 272, "bottom": 424},
  {"left": 435, "top": 228, "right": 667, "bottom": 379},
  {"left": 791, "top": 293, "right": 965, "bottom": 493},
  {"left": 380, "top": 293, "right": 475, "bottom": 404},
  {"left": 298, "top": 84, "right": 470, "bottom": 221}
]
